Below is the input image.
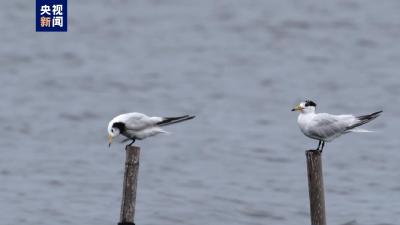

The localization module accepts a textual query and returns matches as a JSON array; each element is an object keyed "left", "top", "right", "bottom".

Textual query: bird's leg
[
  {"left": 128, "top": 138, "right": 136, "bottom": 146},
  {"left": 316, "top": 140, "right": 322, "bottom": 151},
  {"left": 125, "top": 138, "right": 136, "bottom": 149},
  {"left": 319, "top": 141, "right": 325, "bottom": 153}
]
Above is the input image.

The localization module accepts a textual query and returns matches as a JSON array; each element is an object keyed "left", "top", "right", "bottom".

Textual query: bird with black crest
[
  {"left": 108, "top": 112, "right": 195, "bottom": 148},
  {"left": 292, "top": 100, "right": 382, "bottom": 152}
]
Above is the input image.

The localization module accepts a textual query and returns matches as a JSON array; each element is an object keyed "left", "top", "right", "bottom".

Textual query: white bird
[
  {"left": 291, "top": 100, "right": 382, "bottom": 152},
  {"left": 107, "top": 112, "right": 195, "bottom": 147}
]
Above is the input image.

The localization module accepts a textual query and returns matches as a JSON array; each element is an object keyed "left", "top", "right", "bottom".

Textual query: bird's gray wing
[
  {"left": 308, "top": 114, "right": 349, "bottom": 140},
  {"left": 123, "top": 113, "right": 162, "bottom": 131}
]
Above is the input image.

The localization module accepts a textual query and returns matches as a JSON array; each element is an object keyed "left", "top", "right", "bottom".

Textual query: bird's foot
[
  {"left": 315, "top": 140, "right": 322, "bottom": 152},
  {"left": 314, "top": 148, "right": 322, "bottom": 153}
]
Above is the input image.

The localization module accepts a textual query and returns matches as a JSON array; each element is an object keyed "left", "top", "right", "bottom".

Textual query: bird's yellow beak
[
  {"left": 108, "top": 134, "right": 113, "bottom": 147},
  {"left": 291, "top": 104, "right": 304, "bottom": 111}
]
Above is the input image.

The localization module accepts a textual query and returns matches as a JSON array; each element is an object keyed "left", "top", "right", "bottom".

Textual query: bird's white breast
[{"left": 297, "top": 113, "right": 318, "bottom": 139}]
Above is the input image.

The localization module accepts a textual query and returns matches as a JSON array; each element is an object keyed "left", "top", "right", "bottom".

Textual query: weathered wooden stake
[
  {"left": 118, "top": 145, "right": 141, "bottom": 225},
  {"left": 305, "top": 150, "right": 326, "bottom": 225}
]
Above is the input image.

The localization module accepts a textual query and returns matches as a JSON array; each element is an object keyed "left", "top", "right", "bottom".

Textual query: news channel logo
[{"left": 36, "top": 0, "right": 67, "bottom": 32}]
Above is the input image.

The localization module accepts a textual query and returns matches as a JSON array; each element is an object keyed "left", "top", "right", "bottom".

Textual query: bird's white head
[
  {"left": 291, "top": 100, "right": 317, "bottom": 114},
  {"left": 107, "top": 120, "right": 122, "bottom": 147}
]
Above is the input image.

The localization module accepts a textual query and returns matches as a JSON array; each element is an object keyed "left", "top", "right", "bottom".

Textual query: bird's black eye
[{"left": 111, "top": 129, "right": 114, "bottom": 133}]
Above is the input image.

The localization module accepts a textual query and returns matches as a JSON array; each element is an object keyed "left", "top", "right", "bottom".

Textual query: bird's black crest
[
  {"left": 305, "top": 100, "right": 317, "bottom": 107},
  {"left": 112, "top": 122, "right": 126, "bottom": 132}
]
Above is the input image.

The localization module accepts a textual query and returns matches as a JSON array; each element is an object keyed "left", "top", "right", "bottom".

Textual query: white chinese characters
[
  {"left": 52, "top": 16, "right": 63, "bottom": 27},
  {"left": 40, "top": 5, "right": 51, "bottom": 15},
  {"left": 52, "top": 5, "right": 63, "bottom": 15},
  {"left": 39, "top": 4, "right": 64, "bottom": 28}
]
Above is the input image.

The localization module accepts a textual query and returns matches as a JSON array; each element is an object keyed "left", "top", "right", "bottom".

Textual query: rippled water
[{"left": 1, "top": 1, "right": 399, "bottom": 225}]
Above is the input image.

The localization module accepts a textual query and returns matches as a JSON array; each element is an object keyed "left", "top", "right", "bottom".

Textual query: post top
[
  {"left": 305, "top": 150, "right": 321, "bottom": 155},
  {"left": 125, "top": 145, "right": 141, "bottom": 151}
]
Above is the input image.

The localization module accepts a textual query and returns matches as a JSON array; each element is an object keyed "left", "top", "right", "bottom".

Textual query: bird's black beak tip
[{"left": 291, "top": 108, "right": 295, "bottom": 111}]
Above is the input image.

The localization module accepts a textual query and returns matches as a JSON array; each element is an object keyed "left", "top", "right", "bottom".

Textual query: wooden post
[
  {"left": 305, "top": 150, "right": 326, "bottom": 225},
  {"left": 118, "top": 146, "right": 141, "bottom": 225}
]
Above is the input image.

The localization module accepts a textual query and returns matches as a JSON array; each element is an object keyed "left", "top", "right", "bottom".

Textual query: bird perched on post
[
  {"left": 291, "top": 100, "right": 382, "bottom": 152},
  {"left": 108, "top": 112, "right": 195, "bottom": 147}
]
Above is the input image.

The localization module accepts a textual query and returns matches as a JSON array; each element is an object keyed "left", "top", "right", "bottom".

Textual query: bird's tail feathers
[
  {"left": 357, "top": 110, "right": 382, "bottom": 121},
  {"left": 348, "top": 128, "right": 375, "bottom": 133},
  {"left": 159, "top": 129, "right": 170, "bottom": 135},
  {"left": 157, "top": 115, "right": 195, "bottom": 126},
  {"left": 346, "top": 110, "right": 382, "bottom": 130}
]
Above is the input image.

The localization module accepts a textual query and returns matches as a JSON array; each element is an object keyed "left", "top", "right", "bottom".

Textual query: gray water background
[{"left": 0, "top": 0, "right": 399, "bottom": 225}]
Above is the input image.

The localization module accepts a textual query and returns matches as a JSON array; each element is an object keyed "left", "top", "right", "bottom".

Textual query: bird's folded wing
[
  {"left": 124, "top": 113, "right": 162, "bottom": 130},
  {"left": 308, "top": 114, "right": 350, "bottom": 139}
]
